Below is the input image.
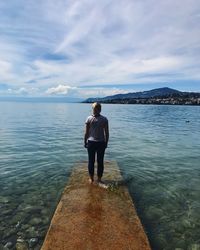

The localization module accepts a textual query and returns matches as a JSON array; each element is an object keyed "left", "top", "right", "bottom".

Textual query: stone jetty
[{"left": 41, "top": 161, "right": 151, "bottom": 250}]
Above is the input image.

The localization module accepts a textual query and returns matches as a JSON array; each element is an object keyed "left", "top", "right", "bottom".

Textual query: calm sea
[{"left": 0, "top": 102, "right": 200, "bottom": 250}]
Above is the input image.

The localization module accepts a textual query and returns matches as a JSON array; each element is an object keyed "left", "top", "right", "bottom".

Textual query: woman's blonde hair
[{"left": 92, "top": 102, "right": 101, "bottom": 113}]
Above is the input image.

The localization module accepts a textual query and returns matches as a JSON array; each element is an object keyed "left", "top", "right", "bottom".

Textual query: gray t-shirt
[{"left": 85, "top": 114, "right": 108, "bottom": 142}]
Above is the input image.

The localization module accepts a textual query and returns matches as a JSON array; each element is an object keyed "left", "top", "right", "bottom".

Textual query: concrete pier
[{"left": 41, "top": 161, "right": 151, "bottom": 250}]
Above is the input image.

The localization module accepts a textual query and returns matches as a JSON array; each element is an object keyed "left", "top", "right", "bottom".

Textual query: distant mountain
[
  {"left": 84, "top": 87, "right": 181, "bottom": 102},
  {"left": 83, "top": 87, "right": 200, "bottom": 105}
]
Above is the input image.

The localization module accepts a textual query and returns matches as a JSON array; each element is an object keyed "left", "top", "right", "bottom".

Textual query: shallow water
[{"left": 0, "top": 102, "right": 200, "bottom": 250}]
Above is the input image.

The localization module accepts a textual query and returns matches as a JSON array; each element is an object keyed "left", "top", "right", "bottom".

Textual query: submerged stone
[
  {"left": 29, "top": 237, "right": 38, "bottom": 247},
  {"left": 25, "top": 226, "right": 39, "bottom": 238},
  {"left": 145, "top": 206, "right": 163, "bottom": 221},
  {"left": 29, "top": 217, "right": 42, "bottom": 226},
  {"left": 154, "top": 234, "right": 167, "bottom": 249},
  {"left": 174, "top": 238, "right": 186, "bottom": 249},
  {"left": 188, "top": 244, "right": 200, "bottom": 250},
  {"left": 4, "top": 241, "right": 13, "bottom": 249},
  {"left": 16, "top": 239, "right": 28, "bottom": 250},
  {"left": 182, "top": 218, "right": 192, "bottom": 228},
  {"left": 0, "top": 196, "right": 9, "bottom": 203}
]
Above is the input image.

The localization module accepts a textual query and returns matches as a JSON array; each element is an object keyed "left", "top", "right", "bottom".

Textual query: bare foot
[
  {"left": 97, "top": 180, "right": 108, "bottom": 189},
  {"left": 88, "top": 178, "right": 94, "bottom": 184}
]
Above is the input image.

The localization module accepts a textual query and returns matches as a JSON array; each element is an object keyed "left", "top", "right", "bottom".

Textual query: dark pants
[{"left": 87, "top": 140, "right": 106, "bottom": 178}]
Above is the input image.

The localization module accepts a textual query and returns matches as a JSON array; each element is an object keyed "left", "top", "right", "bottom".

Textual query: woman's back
[{"left": 85, "top": 114, "right": 108, "bottom": 142}]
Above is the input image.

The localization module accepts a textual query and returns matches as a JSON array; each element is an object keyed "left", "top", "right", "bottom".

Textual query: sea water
[{"left": 0, "top": 102, "right": 199, "bottom": 250}]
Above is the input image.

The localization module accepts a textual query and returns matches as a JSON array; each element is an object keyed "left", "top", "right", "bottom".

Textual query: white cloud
[
  {"left": 46, "top": 84, "right": 76, "bottom": 95},
  {"left": 76, "top": 87, "right": 129, "bottom": 98},
  {"left": 45, "top": 84, "right": 129, "bottom": 98},
  {"left": 3, "top": 87, "right": 39, "bottom": 96},
  {"left": 0, "top": 60, "right": 13, "bottom": 80}
]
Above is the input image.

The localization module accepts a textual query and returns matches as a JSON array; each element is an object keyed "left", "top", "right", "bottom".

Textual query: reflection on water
[{"left": 0, "top": 102, "right": 200, "bottom": 250}]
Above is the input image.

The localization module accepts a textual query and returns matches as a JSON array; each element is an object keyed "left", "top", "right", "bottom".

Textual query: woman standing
[{"left": 84, "top": 102, "right": 109, "bottom": 184}]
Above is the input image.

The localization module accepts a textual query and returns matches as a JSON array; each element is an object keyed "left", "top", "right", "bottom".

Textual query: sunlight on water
[{"left": 0, "top": 102, "right": 200, "bottom": 250}]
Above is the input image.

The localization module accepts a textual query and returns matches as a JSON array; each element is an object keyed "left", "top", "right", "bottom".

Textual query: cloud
[
  {"left": 46, "top": 84, "right": 76, "bottom": 95},
  {"left": 0, "top": 60, "right": 12, "bottom": 80},
  {"left": 0, "top": 0, "right": 200, "bottom": 96},
  {"left": 8, "top": 87, "right": 28, "bottom": 95},
  {"left": 45, "top": 84, "right": 129, "bottom": 98},
  {"left": 1, "top": 86, "right": 39, "bottom": 96},
  {"left": 76, "top": 87, "right": 129, "bottom": 98}
]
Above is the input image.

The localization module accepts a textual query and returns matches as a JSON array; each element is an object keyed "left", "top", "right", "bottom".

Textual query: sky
[{"left": 0, "top": 0, "right": 200, "bottom": 98}]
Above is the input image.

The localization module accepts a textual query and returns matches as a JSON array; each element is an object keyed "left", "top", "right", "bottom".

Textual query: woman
[{"left": 84, "top": 102, "right": 109, "bottom": 184}]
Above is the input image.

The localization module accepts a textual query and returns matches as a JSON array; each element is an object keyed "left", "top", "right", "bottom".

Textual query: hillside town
[{"left": 101, "top": 96, "right": 200, "bottom": 105}]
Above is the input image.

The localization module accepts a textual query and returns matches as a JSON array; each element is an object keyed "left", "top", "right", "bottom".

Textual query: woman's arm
[
  {"left": 84, "top": 123, "right": 90, "bottom": 148},
  {"left": 104, "top": 121, "right": 109, "bottom": 148}
]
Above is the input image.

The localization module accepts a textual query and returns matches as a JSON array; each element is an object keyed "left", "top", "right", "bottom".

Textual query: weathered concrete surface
[{"left": 41, "top": 161, "right": 151, "bottom": 250}]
